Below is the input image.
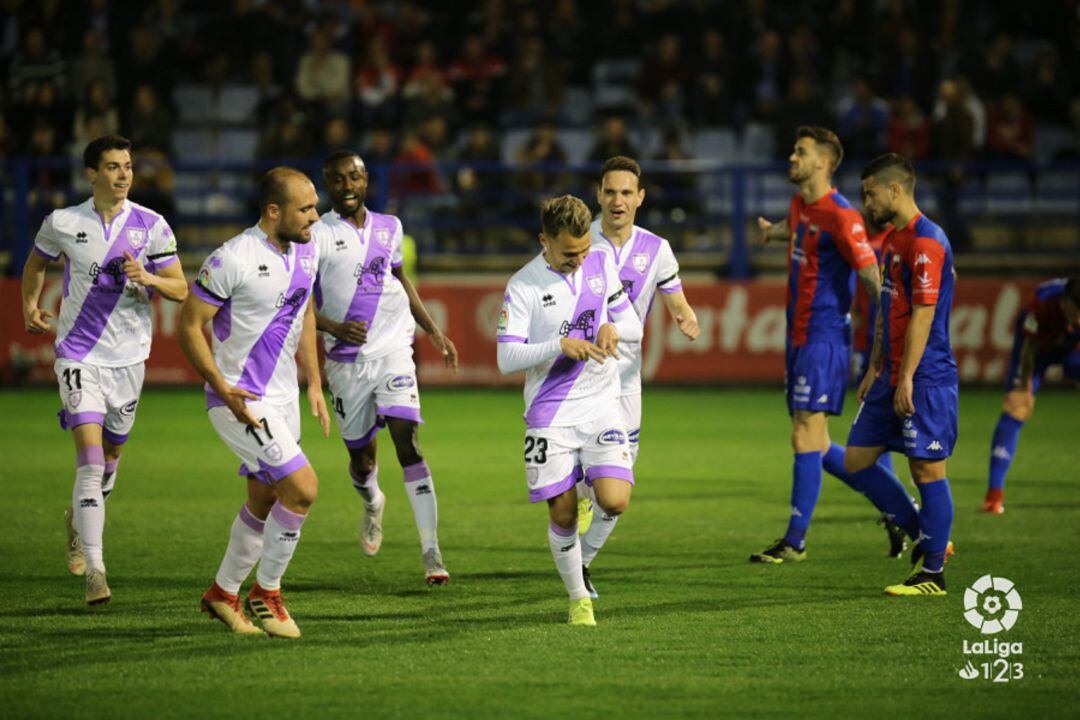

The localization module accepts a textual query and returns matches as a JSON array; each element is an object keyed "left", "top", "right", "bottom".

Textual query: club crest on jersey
[
  {"left": 300, "top": 256, "right": 315, "bottom": 277},
  {"left": 587, "top": 274, "right": 604, "bottom": 296},
  {"left": 632, "top": 252, "right": 650, "bottom": 274},
  {"left": 597, "top": 428, "right": 626, "bottom": 446},
  {"left": 265, "top": 441, "right": 283, "bottom": 463},
  {"left": 374, "top": 228, "right": 391, "bottom": 248},
  {"left": 387, "top": 375, "right": 415, "bottom": 392},
  {"left": 125, "top": 228, "right": 147, "bottom": 250},
  {"left": 68, "top": 390, "right": 82, "bottom": 408}
]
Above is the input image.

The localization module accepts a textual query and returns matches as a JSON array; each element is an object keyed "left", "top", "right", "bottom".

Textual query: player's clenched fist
[
  {"left": 560, "top": 337, "right": 607, "bottom": 362},
  {"left": 595, "top": 322, "right": 620, "bottom": 357},
  {"left": 23, "top": 306, "right": 54, "bottom": 334}
]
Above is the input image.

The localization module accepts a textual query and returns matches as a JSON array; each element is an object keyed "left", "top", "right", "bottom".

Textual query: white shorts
[
  {"left": 619, "top": 393, "right": 642, "bottom": 449},
  {"left": 54, "top": 359, "right": 145, "bottom": 445},
  {"left": 524, "top": 409, "right": 634, "bottom": 503},
  {"left": 325, "top": 346, "right": 423, "bottom": 449},
  {"left": 208, "top": 399, "right": 309, "bottom": 485}
]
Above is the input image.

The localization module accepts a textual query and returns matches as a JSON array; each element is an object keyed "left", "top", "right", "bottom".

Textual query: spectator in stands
[
  {"left": 127, "top": 84, "right": 175, "bottom": 155},
  {"left": 973, "top": 33, "right": 1023, "bottom": 104},
  {"left": 69, "top": 29, "right": 116, "bottom": 105},
  {"left": 638, "top": 33, "right": 691, "bottom": 123},
  {"left": 648, "top": 126, "right": 701, "bottom": 227},
  {"left": 887, "top": 95, "right": 930, "bottom": 160},
  {"left": 295, "top": 25, "right": 351, "bottom": 114},
  {"left": 21, "top": 79, "right": 72, "bottom": 146},
  {"left": 403, "top": 41, "right": 447, "bottom": 99},
  {"left": 692, "top": 29, "right": 735, "bottom": 127},
  {"left": 447, "top": 34, "right": 505, "bottom": 127},
  {"left": 934, "top": 76, "right": 986, "bottom": 150},
  {"left": 258, "top": 116, "right": 313, "bottom": 160},
  {"left": 547, "top": 0, "right": 588, "bottom": 79},
  {"left": 363, "top": 126, "right": 398, "bottom": 207},
  {"left": 515, "top": 120, "right": 568, "bottom": 194},
  {"left": 129, "top": 146, "right": 177, "bottom": 220},
  {"left": 251, "top": 51, "right": 284, "bottom": 130},
  {"left": 774, "top": 75, "right": 830, "bottom": 155},
  {"left": 402, "top": 69, "right": 458, "bottom": 133},
  {"left": 119, "top": 27, "right": 172, "bottom": 118},
  {"left": 27, "top": 119, "right": 68, "bottom": 215},
  {"left": 933, "top": 78, "right": 977, "bottom": 250},
  {"left": 750, "top": 30, "right": 786, "bottom": 123},
  {"left": 391, "top": 129, "right": 443, "bottom": 199},
  {"left": 987, "top": 93, "right": 1035, "bottom": 161},
  {"left": 836, "top": 77, "right": 889, "bottom": 159},
  {"left": 73, "top": 79, "right": 118, "bottom": 145},
  {"left": 503, "top": 35, "right": 563, "bottom": 128},
  {"left": 321, "top": 117, "right": 356, "bottom": 156},
  {"left": 355, "top": 35, "right": 401, "bottom": 127},
  {"left": 588, "top": 116, "right": 637, "bottom": 163},
  {"left": 1026, "top": 47, "right": 1071, "bottom": 124},
  {"left": 419, "top": 115, "right": 453, "bottom": 161},
  {"left": 878, "top": 27, "right": 935, "bottom": 109},
  {"left": 453, "top": 123, "right": 504, "bottom": 252},
  {"left": 7, "top": 27, "right": 67, "bottom": 102}
]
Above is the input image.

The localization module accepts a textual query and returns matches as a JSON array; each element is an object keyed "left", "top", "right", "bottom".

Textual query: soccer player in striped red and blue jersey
[
  {"left": 751, "top": 127, "right": 918, "bottom": 564},
  {"left": 983, "top": 276, "right": 1080, "bottom": 514},
  {"left": 21, "top": 135, "right": 188, "bottom": 605},
  {"left": 846, "top": 153, "right": 958, "bottom": 596}
]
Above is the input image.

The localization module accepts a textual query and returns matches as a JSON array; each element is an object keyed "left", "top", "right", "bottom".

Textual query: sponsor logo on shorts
[
  {"left": 119, "top": 400, "right": 138, "bottom": 416},
  {"left": 387, "top": 375, "right": 416, "bottom": 392},
  {"left": 816, "top": 394, "right": 829, "bottom": 404},
  {"left": 597, "top": 428, "right": 626, "bottom": 446},
  {"left": 68, "top": 390, "right": 82, "bottom": 408},
  {"left": 265, "top": 441, "right": 283, "bottom": 463}
]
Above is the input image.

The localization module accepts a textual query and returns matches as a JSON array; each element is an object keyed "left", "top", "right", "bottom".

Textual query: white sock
[
  {"left": 73, "top": 446, "right": 106, "bottom": 571},
  {"left": 580, "top": 509, "right": 620, "bottom": 566},
  {"left": 255, "top": 501, "right": 307, "bottom": 591},
  {"left": 102, "top": 458, "right": 119, "bottom": 499},
  {"left": 214, "top": 504, "right": 265, "bottom": 595},
  {"left": 403, "top": 460, "right": 439, "bottom": 552},
  {"left": 350, "top": 461, "right": 382, "bottom": 507},
  {"left": 548, "top": 521, "right": 588, "bottom": 600}
]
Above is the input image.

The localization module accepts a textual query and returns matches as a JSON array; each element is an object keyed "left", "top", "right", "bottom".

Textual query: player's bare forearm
[
  {"left": 394, "top": 267, "right": 440, "bottom": 336},
  {"left": 898, "top": 304, "right": 935, "bottom": 383},
  {"left": 21, "top": 252, "right": 53, "bottom": 332},
  {"left": 868, "top": 310, "right": 885, "bottom": 372},
  {"left": 177, "top": 296, "right": 230, "bottom": 395},
  {"left": 298, "top": 302, "right": 323, "bottom": 389},
  {"left": 1017, "top": 338, "right": 1037, "bottom": 390},
  {"left": 661, "top": 290, "right": 699, "bottom": 340},
  {"left": 148, "top": 262, "right": 189, "bottom": 302},
  {"left": 314, "top": 309, "right": 336, "bottom": 334},
  {"left": 856, "top": 265, "right": 882, "bottom": 307}
]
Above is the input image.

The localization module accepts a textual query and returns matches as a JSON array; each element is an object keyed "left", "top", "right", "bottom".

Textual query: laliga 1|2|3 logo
[{"left": 956, "top": 574, "right": 1025, "bottom": 683}]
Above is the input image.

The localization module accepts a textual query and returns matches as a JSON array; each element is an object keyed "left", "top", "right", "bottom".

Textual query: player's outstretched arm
[
  {"left": 21, "top": 252, "right": 54, "bottom": 334},
  {"left": 894, "top": 303, "right": 936, "bottom": 417},
  {"left": 298, "top": 301, "right": 330, "bottom": 437},
  {"left": 177, "top": 294, "right": 259, "bottom": 427},
  {"left": 756, "top": 217, "right": 790, "bottom": 244},
  {"left": 122, "top": 253, "right": 188, "bottom": 302},
  {"left": 393, "top": 267, "right": 458, "bottom": 371},
  {"left": 660, "top": 290, "right": 700, "bottom": 340},
  {"left": 315, "top": 309, "right": 367, "bottom": 345}
]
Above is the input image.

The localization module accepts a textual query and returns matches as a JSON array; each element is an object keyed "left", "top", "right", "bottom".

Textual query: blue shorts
[
  {"left": 847, "top": 378, "right": 958, "bottom": 460},
  {"left": 1003, "top": 314, "right": 1080, "bottom": 393},
  {"left": 786, "top": 342, "right": 848, "bottom": 416}
]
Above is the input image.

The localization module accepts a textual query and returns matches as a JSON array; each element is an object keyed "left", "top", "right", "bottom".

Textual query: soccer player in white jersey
[
  {"left": 496, "top": 195, "right": 643, "bottom": 626},
  {"left": 313, "top": 151, "right": 459, "bottom": 585},
  {"left": 178, "top": 167, "right": 330, "bottom": 638},
  {"left": 580, "top": 155, "right": 700, "bottom": 598},
  {"left": 21, "top": 134, "right": 188, "bottom": 605}
]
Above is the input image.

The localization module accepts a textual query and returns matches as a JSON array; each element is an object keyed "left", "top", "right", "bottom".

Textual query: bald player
[{"left": 178, "top": 167, "right": 331, "bottom": 637}]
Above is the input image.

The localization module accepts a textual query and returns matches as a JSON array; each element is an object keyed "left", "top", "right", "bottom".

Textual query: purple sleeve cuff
[
  {"left": 497, "top": 335, "right": 528, "bottom": 343},
  {"left": 192, "top": 283, "right": 226, "bottom": 307},
  {"left": 151, "top": 254, "right": 179, "bottom": 270},
  {"left": 658, "top": 282, "right": 683, "bottom": 294},
  {"left": 610, "top": 299, "right": 632, "bottom": 313},
  {"left": 33, "top": 246, "right": 60, "bottom": 261},
  {"left": 391, "top": 260, "right": 404, "bottom": 269}
]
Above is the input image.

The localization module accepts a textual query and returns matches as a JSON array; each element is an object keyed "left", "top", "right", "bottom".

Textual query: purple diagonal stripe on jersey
[
  {"left": 326, "top": 214, "right": 396, "bottom": 363},
  {"left": 212, "top": 299, "right": 232, "bottom": 342},
  {"left": 619, "top": 230, "right": 661, "bottom": 303},
  {"left": 525, "top": 253, "right": 607, "bottom": 428},
  {"left": 236, "top": 243, "right": 314, "bottom": 397},
  {"left": 56, "top": 207, "right": 158, "bottom": 360}
]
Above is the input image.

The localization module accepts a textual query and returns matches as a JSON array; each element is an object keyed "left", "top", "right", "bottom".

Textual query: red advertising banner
[{"left": 0, "top": 276, "right": 1049, "bottom": 387}]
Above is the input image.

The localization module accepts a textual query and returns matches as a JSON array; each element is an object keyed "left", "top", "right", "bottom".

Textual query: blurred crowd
[{"left": 2, "top": 0, "right": 1079, "bottom": 253}]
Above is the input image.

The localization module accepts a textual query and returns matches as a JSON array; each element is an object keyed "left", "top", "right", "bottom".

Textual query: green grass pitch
[{"left": 1, "top": 387, "right": 1077, "bottom": 718}]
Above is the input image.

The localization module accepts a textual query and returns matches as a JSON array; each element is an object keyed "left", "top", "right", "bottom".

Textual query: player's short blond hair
[{"left": 540, "top": 195, "right": 591, "bottom": 238}]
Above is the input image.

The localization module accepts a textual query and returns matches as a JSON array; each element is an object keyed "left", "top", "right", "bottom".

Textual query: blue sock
[
  {"left": 784, "top": 452, "right": 822, "bottom": 549},
  {"left": 916, "top": 479, "right": 954, "bottom": 573},
  {"left": 822, "top": 443, "right": 865, "bottom": 493},
  {"left": 851, "top": 463, "right": 920, "bottom": 540},
  {"left": 988, "top": 413, "right": 1024, "bottom": 491}
]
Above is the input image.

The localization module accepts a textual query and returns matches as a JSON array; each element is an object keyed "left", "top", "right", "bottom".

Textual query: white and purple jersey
[
  {"left": 589, "top": 220, "right": 682, "bottom": 394},
  {"left": 192, "top": 225, "right": 318, "bottom": 408},
  {"left": 312, "top": 209, "right": 412, "bottom": 362},
  {"left": 33, "top": 199, "right": 178, "bottom": 367},
  {"left": 498, "top": 251, "right": 631, "bottom": 428}
]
